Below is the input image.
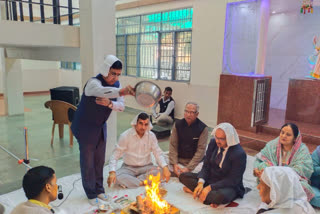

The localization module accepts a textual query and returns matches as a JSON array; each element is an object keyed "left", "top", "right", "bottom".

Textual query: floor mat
[{"left": 0, "top": 156, "right": 319, "bottom": 214}]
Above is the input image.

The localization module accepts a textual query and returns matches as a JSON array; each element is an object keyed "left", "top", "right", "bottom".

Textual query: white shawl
[
  {"left": 211, "top": 122, "right": 240, "bottom": 147},
  {"left": 260, "top": 166, "right": 315, "bottom": 214}
]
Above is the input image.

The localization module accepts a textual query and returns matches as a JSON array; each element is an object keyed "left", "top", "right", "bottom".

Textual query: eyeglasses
[
  {"left": 109, "top": 71, "right": 121, "bottom": 77},
  {"left": 215, "top": 136, "right": 226, "bottom": 142},
  {"left": 184, "top": 110, "right": 197, "bottom": 115}
]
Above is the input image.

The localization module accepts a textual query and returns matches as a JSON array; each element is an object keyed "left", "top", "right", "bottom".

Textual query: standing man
[
  {"left": 71, "top": 55, "right": 134, "bottom": 205},
  {"left": 169, "top": 102, "right": 208, "bottom": 177},
  {"left": 107, "top": 112, "right": 171, "bottom": 188},
  {"left": 152, "top": 87, "right": 175, "bottom": 125}
]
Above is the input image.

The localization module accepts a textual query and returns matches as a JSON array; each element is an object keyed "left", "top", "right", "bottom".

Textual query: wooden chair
[{"left": 44, "top": 100, "right": 77, "bottom": 147}]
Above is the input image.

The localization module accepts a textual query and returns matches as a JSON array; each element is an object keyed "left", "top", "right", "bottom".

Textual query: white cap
[{"left": 100, "top": 55, "right": 122, "bottom": 77}]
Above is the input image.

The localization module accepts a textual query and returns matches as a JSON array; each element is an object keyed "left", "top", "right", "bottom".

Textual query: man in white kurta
[{"left": 107, "top": 113, "right": 171, "bottom": 188}]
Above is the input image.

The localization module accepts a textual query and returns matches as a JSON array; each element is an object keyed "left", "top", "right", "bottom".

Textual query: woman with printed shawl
[{"left": 253, "top": 123, "right": 314, "bottom": 201}]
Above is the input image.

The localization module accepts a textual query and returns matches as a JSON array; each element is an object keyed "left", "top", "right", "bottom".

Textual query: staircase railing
[{"left": 0, "top": 0, "right": 79, "bottom": 26}]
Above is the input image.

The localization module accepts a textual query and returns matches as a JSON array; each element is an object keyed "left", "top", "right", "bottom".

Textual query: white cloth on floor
[{"left": 1, "top": 156, "right": 319, "bottom": 214}]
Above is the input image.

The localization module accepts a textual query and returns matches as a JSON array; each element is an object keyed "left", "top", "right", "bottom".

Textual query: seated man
[
  {"left": 152, "top": 87, "right": 175, "bottom": 125},
  {"left": 257, "top": 166, "right": 315, "bottom": 214},
  {"left": 107, "top": 112, "right": 171, "bottom": 188},
  {"left": 169, "top": 102, "right": 208, "bottom": 177},
  {"left": 11, "top": 166, "right": 58, "bottom": 214},
  {"left": 179, "top": 123, "right": 246, "bottom": 207}
]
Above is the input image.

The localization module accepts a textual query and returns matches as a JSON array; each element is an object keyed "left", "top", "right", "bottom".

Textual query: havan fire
[{"left": 121, "top": 173, "right": 179, "bottom": 214}]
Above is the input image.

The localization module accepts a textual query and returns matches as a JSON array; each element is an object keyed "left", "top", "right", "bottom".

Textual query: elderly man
[
  {"left": 169, "top": 102, "right": 208, "bottom": 177},
  {"left": 179, "top": 123, "right": 246, "bottom": 207},
  {"left": 107, "top": 112, "right": 171, "bottom": 188},
  {"left": 152, "top": 87, "right": 175, "bottom": 125},
  {"left": 11, "top": 166, "right": 58, "bottom": 214}
]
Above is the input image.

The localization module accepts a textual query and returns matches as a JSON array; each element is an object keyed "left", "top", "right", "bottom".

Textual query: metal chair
[{"left": 44, "top": 100, "right": 77, "bottom": 147}]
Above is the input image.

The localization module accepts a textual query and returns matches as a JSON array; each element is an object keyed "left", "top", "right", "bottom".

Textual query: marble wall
[
  {"left": 217, "top": 74, "right": 272, "bottom": 131},
  {"left": 224, "top": 2, "right": 320, "bottom": 110},
  {"left": 265, "top": 7, "right": 320, "bottom": 110},
  {"left": 286, "top": 79, "right": 320, "bottom": 124},
  {"left": 223, "top": 1, "right": 260, "bottom": 75}
]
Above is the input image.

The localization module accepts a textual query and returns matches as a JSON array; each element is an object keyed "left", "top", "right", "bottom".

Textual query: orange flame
[{"left": 144, "top": 173, "right": 170, "bottom": 214}]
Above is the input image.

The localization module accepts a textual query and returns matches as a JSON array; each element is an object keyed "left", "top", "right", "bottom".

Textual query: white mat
[{"left": 0, "top": 155, "right": 319, "bottom": 214}]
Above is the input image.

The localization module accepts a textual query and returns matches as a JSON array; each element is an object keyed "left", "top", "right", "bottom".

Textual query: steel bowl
[{"left": 135, "top": 81, "right": 161, "bottom": 107}]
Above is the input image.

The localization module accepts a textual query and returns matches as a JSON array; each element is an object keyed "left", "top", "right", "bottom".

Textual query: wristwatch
[{"left": 108, "top": 101, "right": 113, "bottom": 109}]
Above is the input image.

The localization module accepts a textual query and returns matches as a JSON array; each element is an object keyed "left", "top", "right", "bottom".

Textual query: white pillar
[
  {"left": 0, "top": 49, "right": 7, "bottom": 115},
  {"left": 3, "top": 58, "right": 24, "bottom": 115},
  {"left": 0, "top": 2, "right": 24, "bottom": 116},
  {"left": 191, "top": 0, "right": 227, "bottom": 87},
  {"left": 255, "top": 0, "right": 270, "bottom": 75},
  {"left": 79, "top": 0, "right": 117, "bottom": 162},
  {"left": 0, "top": 3, "right": 6, "bottom": 115},
  {"left": 190, "top": 0, "right": 227, "bottom": 126}
]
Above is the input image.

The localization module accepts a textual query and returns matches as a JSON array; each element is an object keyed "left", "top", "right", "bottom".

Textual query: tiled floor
[{"left": 0, "top": 94, "right": 171, "bottom": 195}]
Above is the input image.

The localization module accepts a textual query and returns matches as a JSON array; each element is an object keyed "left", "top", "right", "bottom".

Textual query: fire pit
[{"left": 121, "top": 173, "right": 180, "bottom": 214}]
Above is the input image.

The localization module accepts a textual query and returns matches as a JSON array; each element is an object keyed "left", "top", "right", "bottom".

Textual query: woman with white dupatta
[{"left": 257, "top": 166, "right": 315, "bottom": 214}]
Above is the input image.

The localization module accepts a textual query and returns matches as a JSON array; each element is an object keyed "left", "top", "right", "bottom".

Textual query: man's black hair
[
  {"left": 111, "top": 60, "right": 122, "bottom": 70},
  {"left": 164, "top": 87, "right": 173, "bottom": 92},
  {"left": 23, "top": 166, "right": 55, "bottom": 199},
  {"left": 137, "top": 112, "right": 149, "bottom": 121}
]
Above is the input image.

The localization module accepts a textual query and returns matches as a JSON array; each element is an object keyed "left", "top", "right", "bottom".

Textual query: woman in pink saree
[{"left": 253, "top": 123, "right": 314, "bottom": 201}]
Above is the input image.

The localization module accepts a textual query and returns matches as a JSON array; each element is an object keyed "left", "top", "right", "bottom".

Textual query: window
[
  {"left": 116, "top": 8, "right": 193, "bottom": 81},
  {"left": 60, "top": 62, "right": 81, "bottom": 70}
]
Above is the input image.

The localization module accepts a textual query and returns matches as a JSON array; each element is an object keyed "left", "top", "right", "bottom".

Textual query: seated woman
[
  {"left": 179, "top": 123, "right": 247, "bottom": 207},
  {"left": 310, "top": 145, "right": 320, "bottom": 207},
  {"left": 257, "top": 166, "right": 315, "bottom": 214},
  {"left": 254, "top": 123, "right": 314, "bottom": 201}
]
